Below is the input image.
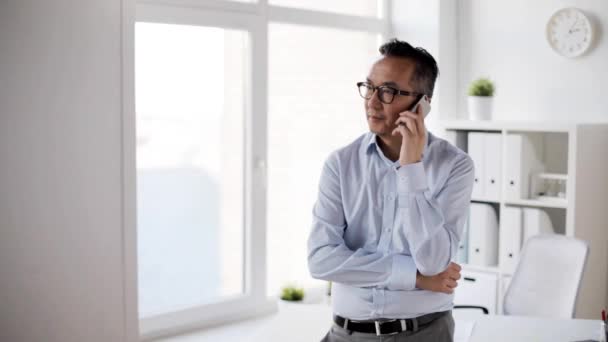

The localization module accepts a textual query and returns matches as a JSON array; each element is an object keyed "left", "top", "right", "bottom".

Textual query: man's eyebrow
[
  {"left": 365, "top": 78, "right": 399, "bottom": 87},
  {"left": 381, "top": 81, "right": 398, "bottom": 87}
]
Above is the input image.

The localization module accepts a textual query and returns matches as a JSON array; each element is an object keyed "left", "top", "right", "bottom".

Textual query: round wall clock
[{"left": 546, "top": 7, "right": 594, "bottom": 58}]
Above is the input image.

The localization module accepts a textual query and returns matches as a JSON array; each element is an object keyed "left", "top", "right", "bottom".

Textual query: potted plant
[
  {"left": 280, "top": 285, "right": 305, "bottom": 302},
  {"left": 467, "top": 78, "right": 495, "bottom": 120}
]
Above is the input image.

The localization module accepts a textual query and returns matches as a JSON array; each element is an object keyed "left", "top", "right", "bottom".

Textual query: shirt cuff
[
  {"left": 396, "top": 162, "right": 428, "bottom": 193},
  {"left": 387, "top": 254, "right": 417, "bottom": 291}
]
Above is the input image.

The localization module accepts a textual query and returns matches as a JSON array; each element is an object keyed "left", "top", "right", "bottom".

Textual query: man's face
[{"left": 364, "top": 56, "right": 420, "bottom": 137}]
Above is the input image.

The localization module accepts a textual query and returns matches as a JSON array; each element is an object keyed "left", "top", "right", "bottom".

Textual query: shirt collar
[{"left": 365, "top": 131, "right": 432, "bottom": 160}]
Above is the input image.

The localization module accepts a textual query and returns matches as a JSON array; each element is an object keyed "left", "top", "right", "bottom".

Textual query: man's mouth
[{"left": 367, "top": 112, "right": 385, "bottom": 120}]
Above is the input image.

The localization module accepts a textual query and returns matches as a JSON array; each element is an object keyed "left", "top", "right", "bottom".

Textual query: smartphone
[{"left": 410, "top": 95, "right": 431, "bottom": 118}]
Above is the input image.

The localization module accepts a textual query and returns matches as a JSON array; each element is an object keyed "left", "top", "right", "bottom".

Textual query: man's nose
[{"left": 367, "top": 89, "right": 382, "bottom": 108}]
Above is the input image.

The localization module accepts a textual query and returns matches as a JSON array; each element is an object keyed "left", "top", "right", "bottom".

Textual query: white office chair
[
  {"left": 455, "top": 234, "right": 589, "bottom": 318},
  {"left": 502, "top": 234, "right": 588, "bottom": 318}
]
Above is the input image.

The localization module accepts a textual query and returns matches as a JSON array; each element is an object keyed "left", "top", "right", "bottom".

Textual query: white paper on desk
[{"left": 455, "top": 320, "right": 475, "bottom": 342}]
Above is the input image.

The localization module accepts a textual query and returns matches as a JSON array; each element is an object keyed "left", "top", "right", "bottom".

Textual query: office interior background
[{"left": 2, "top": 0, "right": 608, "bottom": 341}]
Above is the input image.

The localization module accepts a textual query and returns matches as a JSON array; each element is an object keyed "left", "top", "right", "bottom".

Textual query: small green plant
[
  {"left": 280, "top": 285, "right": 304, "bottom": 301},
  {"left": 468, "top": 78, "right": 495, "bottom": 97}
]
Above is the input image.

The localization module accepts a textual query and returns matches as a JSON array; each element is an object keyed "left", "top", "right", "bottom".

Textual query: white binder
[
  {"left": 522, "top": 208, "right": 554, "bottom": 242},
  {"left": 484, "top": 133, "right": 502, "bottom": 201},
  {"left": 499, "top": 207, "right": 523, "bottom": 274},
  {"left": 468, "top": 132, "right": 486, "bottom": 199},
  {"left": 505, "top": 134, "right": 544, "bottom": 200},
  {"left": 468, "top": 203, "right": 499, "bottom": 266}
]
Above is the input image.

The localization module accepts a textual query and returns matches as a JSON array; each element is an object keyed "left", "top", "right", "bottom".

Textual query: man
[{"left": 308, "top": 39, "right": 475, "bottom": 341}]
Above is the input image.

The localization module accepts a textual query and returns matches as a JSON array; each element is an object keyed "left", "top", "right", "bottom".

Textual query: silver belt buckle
[
  {"left": 375, "top": 319, "right": 400, "bottom": 336},
  {"left": 401, "top": 319, "right": 407, "bottom": 331},
  {"left": 374, "top": 321, "right": 382, "bottom": 336}
]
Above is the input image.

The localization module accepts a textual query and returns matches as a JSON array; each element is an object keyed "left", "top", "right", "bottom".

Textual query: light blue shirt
[{"left": 307, "top": 131, "right": 474, "bottom": 320}]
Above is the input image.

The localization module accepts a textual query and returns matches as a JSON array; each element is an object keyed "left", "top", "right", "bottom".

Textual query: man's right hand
[{"left": 415, "top": 262, "right": 461, "bottom": 294}]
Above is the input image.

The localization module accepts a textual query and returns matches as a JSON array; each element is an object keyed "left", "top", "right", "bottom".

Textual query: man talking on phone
[{"left": 308, "top": 39, "right": 474, "bottom": 342}]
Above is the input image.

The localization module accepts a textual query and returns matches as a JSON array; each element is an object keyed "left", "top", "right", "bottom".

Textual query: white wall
[
  {"left": 0, "top": 1, "right": 137, "bottom": 341},
  {"left": 458, "top": 0, "right": 608, "bottom": 121},
  {"left": 393, "top": 1, "right": 608, "bottom": 123},
  {"left": 391, "top": 0, "right": 460, "bottom": 132}
]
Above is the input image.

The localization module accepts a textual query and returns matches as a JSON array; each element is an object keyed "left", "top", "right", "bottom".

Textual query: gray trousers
[{"left": 321, "top": 311, "right": 454, "bottom": 342}]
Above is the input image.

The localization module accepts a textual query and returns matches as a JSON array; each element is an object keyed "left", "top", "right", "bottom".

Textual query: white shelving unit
[{"left": 440, "top": 120, "right": 608, "bottom": 319}]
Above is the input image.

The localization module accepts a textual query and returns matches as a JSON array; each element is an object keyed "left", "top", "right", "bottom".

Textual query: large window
[
  {"left": 134, "top": 0, "right": 389, "bottom": 338},
  {"left": 267, "top": 23, "right": 378, "bottom": 295},
  {"left": 136, "top": 22, "right": 247, "bottom": 318}
]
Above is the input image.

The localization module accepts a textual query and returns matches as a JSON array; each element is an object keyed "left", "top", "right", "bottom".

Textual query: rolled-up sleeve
[
  {"left": 396, "top": 154, "right": 474, "bottom": 276},
  {"left": 307, "top": 153, "right": 417, "bottom": 290}
]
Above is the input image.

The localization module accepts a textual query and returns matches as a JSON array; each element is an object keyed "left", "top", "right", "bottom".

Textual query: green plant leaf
[
  {"left": 468, "top": 78, "right": 495, "bottom": 97},
  {"left": 280, "top": 285, "right": 305, "bottom": 301}
]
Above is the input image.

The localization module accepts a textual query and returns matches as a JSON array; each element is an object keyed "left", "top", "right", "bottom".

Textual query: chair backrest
[{"left": 503, "top": 234, "right": 588, "bottom": 318}]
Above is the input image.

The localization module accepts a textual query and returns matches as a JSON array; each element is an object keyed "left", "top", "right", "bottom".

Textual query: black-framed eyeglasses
[{"left": 356, "top": 82, "right": 423, "bottom": 104}]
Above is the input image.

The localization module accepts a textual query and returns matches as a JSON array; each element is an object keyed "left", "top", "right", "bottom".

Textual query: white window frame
[{"left": 127, "top": 0, "right": 392, "bottom": 339}]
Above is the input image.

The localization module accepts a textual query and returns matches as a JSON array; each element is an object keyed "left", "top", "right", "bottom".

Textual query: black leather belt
[{"left": 333, "top": 311, "right": 448, "bottom": 336}]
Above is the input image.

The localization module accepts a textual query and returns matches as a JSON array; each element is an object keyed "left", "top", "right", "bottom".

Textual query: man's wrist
[{"left": 415, "top": 271, "right": 423, "bottom": 288}]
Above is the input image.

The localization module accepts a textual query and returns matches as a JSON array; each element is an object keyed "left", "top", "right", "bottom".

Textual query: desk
[
  {"left": 459, "top": 313, "right": 601, "bottom": 342},
  {"left": 158, "top": 303, "right": 603, "bottom": 342}
]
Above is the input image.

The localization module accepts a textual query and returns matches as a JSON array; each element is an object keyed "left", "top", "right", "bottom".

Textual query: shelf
[
  {"left": 440, "top": 120, "right": 575, "bottom": 132},
  {"left": 504, "top": 198, "right": 568, "bottom": 209},
  {"left": 441, "top": 120, "right": 502, "bottom": 132},
  {"left": 470, "top": 198, "right": 567, "bottom": 208},
  {"left": 537, "top": 173, "right": 568, "bottom": 181},
  {"left": 443, "top": 122, "right": 608, "bottom": 319},
  {"left": 471, "top": 198, "right": 500, "bottom": 204}
]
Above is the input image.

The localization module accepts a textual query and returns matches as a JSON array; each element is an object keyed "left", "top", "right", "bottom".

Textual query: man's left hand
[
  {"left": 415, "top": 262, "right": 461, "bottom": 294},
  {"left": 391, "top": 103, "right": 426, "bottom": 166}
]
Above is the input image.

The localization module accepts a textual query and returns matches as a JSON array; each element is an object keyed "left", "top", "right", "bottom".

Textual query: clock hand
[{"left": 568, "top": 17, "right": 579, "bottom": 34}]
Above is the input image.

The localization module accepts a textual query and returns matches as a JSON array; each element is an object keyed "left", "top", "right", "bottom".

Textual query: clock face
[{"left": 546, "top": 8, "right": 593, "bottom": 58}]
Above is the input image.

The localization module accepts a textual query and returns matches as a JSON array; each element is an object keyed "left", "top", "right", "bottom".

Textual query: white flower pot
[{"left": 468, "top": 96, "right": 493, "bottom": 121}]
